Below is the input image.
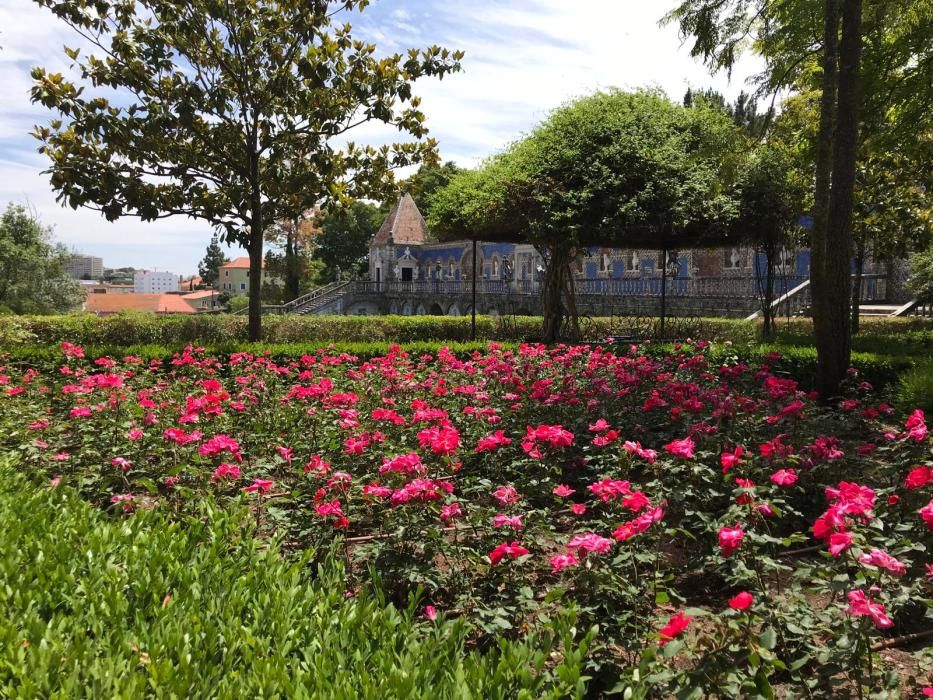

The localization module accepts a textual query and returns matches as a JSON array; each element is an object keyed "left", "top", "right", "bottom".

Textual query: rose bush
[{"left": 1, "top": 340, "right": 930, "bottom": 696}]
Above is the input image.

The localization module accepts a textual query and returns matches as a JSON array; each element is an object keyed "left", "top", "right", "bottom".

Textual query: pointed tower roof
[{"left": 372, "top": 193, "right": 430, "bottom": 246}]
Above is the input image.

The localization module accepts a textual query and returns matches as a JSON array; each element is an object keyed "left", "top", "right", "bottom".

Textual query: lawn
[{"left": 0, "top": 339, "right": 931, "bottom": 696}]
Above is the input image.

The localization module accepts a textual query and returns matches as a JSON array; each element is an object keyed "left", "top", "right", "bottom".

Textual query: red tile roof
[
  {"left": 85, "top": 294, "right": 196, "bottom": 315},
  {"left": 181, "top": 290, "right": 219, "bottom": 300},
  {"left": 221, "top": 256, "right": 251, "bottom": 269},
  {"left": 372, "top": 193, "right": 429, "bottom": 246}
]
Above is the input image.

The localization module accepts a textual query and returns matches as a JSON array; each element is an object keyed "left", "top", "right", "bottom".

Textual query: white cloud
[{"left": 0, "top": 0, "right": 766, "bottom": 274}]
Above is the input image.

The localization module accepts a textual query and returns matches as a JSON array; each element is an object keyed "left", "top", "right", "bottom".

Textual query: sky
[{"left": 0, "top": 0, "right": 764, "bottom": 276}]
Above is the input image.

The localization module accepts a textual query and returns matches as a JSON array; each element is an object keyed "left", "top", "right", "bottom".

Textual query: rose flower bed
[{"left": 1, "top": 341, "right": 931, "bottom": 696}]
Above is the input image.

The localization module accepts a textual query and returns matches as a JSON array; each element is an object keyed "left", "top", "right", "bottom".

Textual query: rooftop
[
  {"left": 181, "top": 290, "right": 218, "bottom": 300},
  {"left": 85, "top": 293, "right": 196, "bottom": 315},
  {"left": 372, "top": 193, "right": 430, "bottom": 247},
  {"left": 221, "top": 256, "right": 265, "bottom": 270}
]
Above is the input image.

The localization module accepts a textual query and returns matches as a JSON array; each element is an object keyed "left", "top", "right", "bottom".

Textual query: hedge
[
  {"left": 0, "top": 312, "right": 756, "bottom": 347},
  {"left": 0, "top": 458, "right": 590, "bottom": 698}
]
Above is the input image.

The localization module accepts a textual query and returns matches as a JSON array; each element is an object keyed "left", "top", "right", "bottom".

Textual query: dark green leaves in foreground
[{"left": 0, "top": 460, "right": 589, "bottom": 698}]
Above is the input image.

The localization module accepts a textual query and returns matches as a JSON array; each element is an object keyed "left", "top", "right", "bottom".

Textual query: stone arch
[
  {"left": 429, "top": 302, "right": 444, "bottom": 315},
  {"left": 448, "top": 304, "right": 461, "bottom": 317},
  {"left": 402, "top": 301, "right": 414, "bottom": 316},
  {"left": 460, "top": 249, "right": 482, "bottom": 280},
  {"left": 416, "top": 303, "right": 427, "bottom": 315},
  {"left": 389, "top": 302, "right": 400, "bottom": 315},
  {"left": 487, "top": 307, "right": 500, "bottom": 318}
]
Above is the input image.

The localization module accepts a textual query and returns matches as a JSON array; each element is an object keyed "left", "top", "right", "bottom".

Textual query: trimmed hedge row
[
  {"left": 0, "top": 458, "right": 590, "bottom": 698},
  {"left": 0, "top": 312, "right": 756, "bottom": 347},
  {"left": 0, "top": 340, "right": 512, "bottom": 368}
]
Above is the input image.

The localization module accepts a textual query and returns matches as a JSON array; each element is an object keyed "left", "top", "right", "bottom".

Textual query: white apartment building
[{"left": 134, "top": 270, "right": 180, "bottom": 293}]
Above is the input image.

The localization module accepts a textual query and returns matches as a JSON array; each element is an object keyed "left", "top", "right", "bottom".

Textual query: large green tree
[
  {"left": 314, "top": 201, "right": 383, "bottom": 281},
  {"left": 430, "top": 90, "right": 742, "bottom": 342},
  {"left": 666, "top": 0, "right": 932, "bottom": 394},
  {"left": 31, "top": 0, "right": 462, "bottom": 340},
  {"left": 0, "top": 204, "right": 83, "bottom": 314}
]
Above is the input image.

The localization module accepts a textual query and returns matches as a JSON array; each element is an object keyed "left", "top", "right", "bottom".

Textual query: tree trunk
[
  {"left": 247, "top": 224, "right": 264, "bottom": 342},
  {"left": 285, "top": 220, "right": 301, "bottom": 302},
  {"left": 760, "top": 244, "right": 777, "bottom": 341},
  {"left": 541, "top": 245, "right": 565, "bottom": 343},
  {"left": 818, "top": 0, "right": 862, "bottom": 397},
  {"left": 562, "top": 260, "right": 580, "bottom": 340},
  {"left": 811, "top": 0, "right": 841, "bottom": 397},
  {"left": 851, "top": 241, "right": 865, "bottom": 334}
]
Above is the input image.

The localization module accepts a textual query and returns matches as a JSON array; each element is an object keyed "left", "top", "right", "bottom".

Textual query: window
[
  {"left": 240, "top": 283, "right": 246, "bottom": 290},
  {"left": 600, "top": 252, "right": 611, "bottom": 273},
  {"left": 492, "top": 257, "right": 500, "bottom": 277},
  {"left": 448, "top": 259, "right": 455, "bottom": 277},
  {"left": 626, "top": 251, "right": 641, "bottom": 272},
  {"left": 224, "top": 270, "right": 229, "bottom": 277}
]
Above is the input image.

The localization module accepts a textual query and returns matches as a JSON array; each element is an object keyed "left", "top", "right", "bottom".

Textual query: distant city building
[
  {"left": 66, "top": 255, "right": 104, "bottom": 280},
  {"left": 218, "top": 257, "right": 279, "bottom": 293},
  {"left": 134, "top": 270, "right": 180, "bottom": 293}
]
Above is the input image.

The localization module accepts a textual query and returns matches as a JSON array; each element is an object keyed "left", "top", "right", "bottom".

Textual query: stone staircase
[{"left": 282, "top": 280, "right": 353, "bottom": 315}]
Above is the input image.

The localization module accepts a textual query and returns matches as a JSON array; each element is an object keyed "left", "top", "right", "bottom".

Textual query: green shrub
[
  {"left": 896, "top": 361, "right": 933, "bottom": 414},
  {"left": 0, "top": 313, "right": 759, "bottom": 347},
  {"left": 0, "top": 458, "right": 590, "bottom": 698},
  {"left": 0, "top": 340, "right": 512, "bottom": 369}
]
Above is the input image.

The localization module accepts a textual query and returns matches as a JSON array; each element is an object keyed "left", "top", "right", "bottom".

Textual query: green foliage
[
  {"left": 0, "top": 204, "right": 83, "bottom": 314},
  {"left": 431, "top": 89, "right": 743, "bottom": 251},
  {"left": 684, "top": 88, "right": 771, "bottom": 137},
  {"left": 197, "top": 235, "right": 227, "bottom": 288},
  {"left": 398, "top": 160, "right": 464, "bottom": 220},
  {"left": 31, "top": 0, "right": 462, "bottom": 338},
  {"left": 0, "top": 459, "right": 588, "bottom": 698},
  {"left": 896, "top": 361, "right": 933, "bottom": 414},
  {"left": 0, "top": 313, "right": 757, "bottom": 348},
  {"left": 909, "top": 247, "right": 933, "bottom": 303},
  {"left": 315, "top": 201, "right": 385, "bottom": 280},
  {"left": 226, "top": 295, "right": 250, "bottom": 313}
]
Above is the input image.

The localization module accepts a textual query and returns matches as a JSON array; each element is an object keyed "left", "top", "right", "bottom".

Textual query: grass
[{"left": 0, "top": 457, "right": 589, "bottom": 698}]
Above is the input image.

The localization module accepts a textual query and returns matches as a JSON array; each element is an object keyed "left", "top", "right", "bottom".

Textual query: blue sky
[{"left": 0, "top": 0, "right": 763, "bottom": 275}]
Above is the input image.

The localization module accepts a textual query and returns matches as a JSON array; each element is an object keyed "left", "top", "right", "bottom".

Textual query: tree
[
  {"left": 314, "top": 201, "right": 383, "bottom": 280},
  {"left": 430, "top": 90, "right": 742, "bottom": 342},
  {"left": 0, "top": 203, "right": 83, "bottom": 314},
  {"left": 265, "top": 215, "right": 317, "bottom": 301},
  {"left": 198, "top": 235, "right": 227, "bottom": 288},
  {"left": 397, "top": 161, "right": 464, "bottom": 220},
  {"left": 31, "top": 0, "right": 462, "bottom": 341},
  {"left": 909, "top": 246, "right": 933, "bottom": 304},
  {"left": 664, "top": 0, "right": 871, "bottom": 396},
  {"left": 732, "top": 146, "right": 807, "bottom": 339}
]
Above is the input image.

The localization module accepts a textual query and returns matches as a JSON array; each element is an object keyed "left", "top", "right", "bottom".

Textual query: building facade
[
  {"left": 350, "top": 194, "right": 900, "bottom": 318},
  {"left": 66, "top": 255, "right": 104, "bottom": 280},
  {"left": 217, "top": 256, "right": 283, "bottom": 294},
  {"left": 134, "top": 270, "right": 181, "bottom": 293}
]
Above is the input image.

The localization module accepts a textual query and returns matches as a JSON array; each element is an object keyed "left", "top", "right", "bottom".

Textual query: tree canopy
[
  {"left": 0, "top": 204, "right": 84, "bottom": 315},
  {"left": 31, "top": 0, "right": 462, "bottom": 340},
  {"left": 665, "top": 0, "right": 933, "bottom": 393},
  {"left": 314, "top": 201, "right": 384, "bottom": 282},
  {"left": 430, "top": 89, "right": 745, "bottom": 340}
]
